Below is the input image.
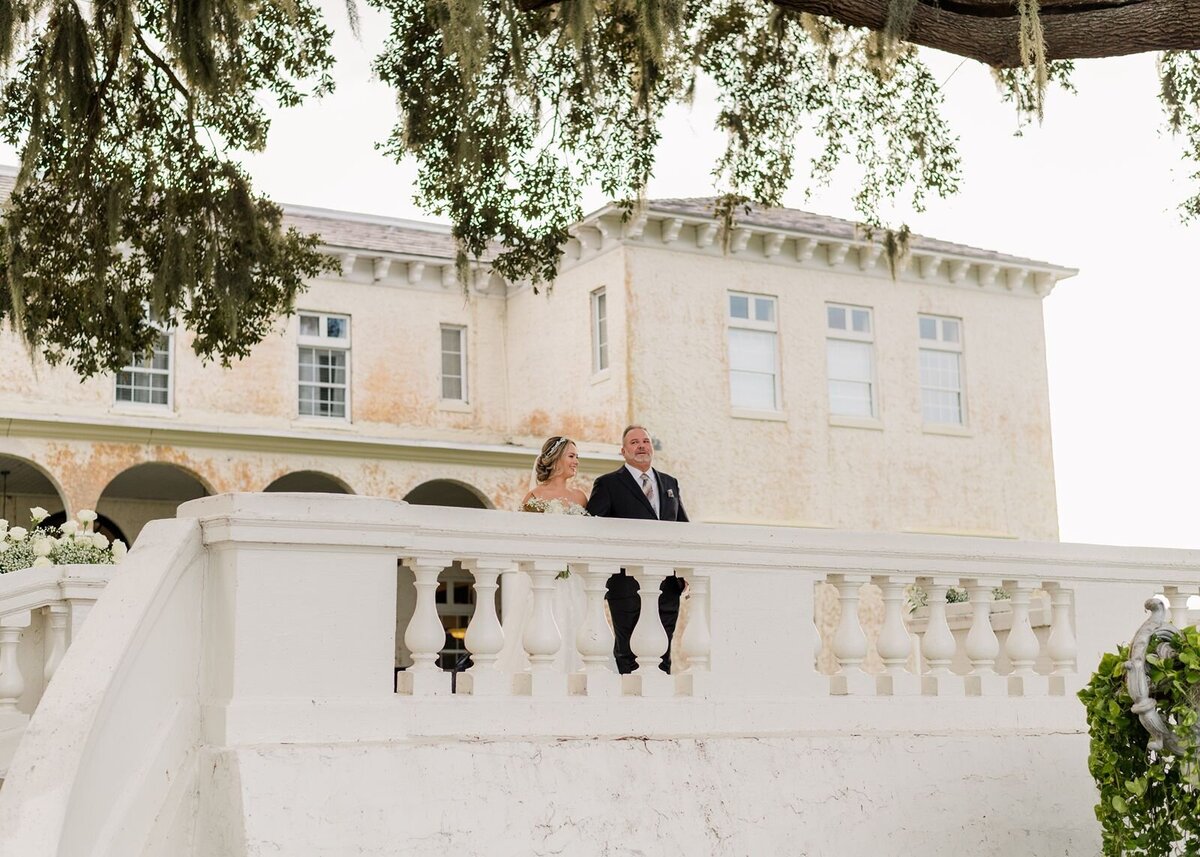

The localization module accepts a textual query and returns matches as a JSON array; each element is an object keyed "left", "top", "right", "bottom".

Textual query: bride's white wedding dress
[{"left": 495, "top": 500, "right": 617, "bottom": 674}]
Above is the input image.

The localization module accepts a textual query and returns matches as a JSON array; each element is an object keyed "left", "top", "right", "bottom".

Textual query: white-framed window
[
  {"left": 727, "top": 292, "right": 780, "bottom": 411},
  {"left": 918, "top": 314, "right": 965, "bottom": 425},
  {"left": 591, "top": 287, "right": 608, "bottom": 373},
  {"left": 115, "top": 320, "right": 173, "bottom": 407},
  {"left": 826, "top": 303, "right": 877, "bottom": 418},
  {"left": 298, "top": 312, "right": 350, "bottom": 419},
  {"left": 440, "top": 325, "right": 467, "bottom": 401}
]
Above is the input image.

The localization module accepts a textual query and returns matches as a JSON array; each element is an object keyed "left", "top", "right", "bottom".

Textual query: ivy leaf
[{"left": 1111, "top": 795, "right": 1129, "bottom": 814}]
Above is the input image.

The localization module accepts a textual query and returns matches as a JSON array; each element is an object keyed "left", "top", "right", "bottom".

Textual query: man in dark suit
[{"left": 586, "top": 424, "right": 688, "bottom": 674}]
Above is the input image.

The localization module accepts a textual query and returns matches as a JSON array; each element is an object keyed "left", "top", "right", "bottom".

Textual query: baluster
[
  {"left": 829, "top": 574, "right": 873, "bottom": 695},
  {"left": 677, "top": 569, "right": 712, "bottom": 698},
  {"left": 872, "top": 576, "right": 920, "bottom": 695},
  {"left": 0, "top": 613, "right": 29, "bottom": 713},
  {"left": 625, "top": 565, "right": 673, "bottom": 697},
  {"left": 513, "top": 560, "right": 566, "bottom": 697},
  {"left": 1005, "top": 581, "right": 1048, "bottom": 696},
  {"left": 43, "top": 604, "right": 69, "bottom": 684},
  {"left": 1044, "top": 582, "right": 1078, "bottom": 695},
  {"left": 1162, "top": 586, "right": 1196, "bottom": 630},
  {"left": 396, "top": 555, "right": 453, "bottom": 696},
  {"left": 962, "top": 580, "right": 1005, "bottom": 696},
  {"left": 457, "top": 559, "right": 509, "bottom": 696},
  {"left": 919, "top": 578, "right": 964, "bottom": 697},
  {"left": 571, "top": 562, "right": 621, "bottom": 697}
]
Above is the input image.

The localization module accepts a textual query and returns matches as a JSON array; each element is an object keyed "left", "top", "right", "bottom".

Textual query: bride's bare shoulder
[{"left": 570, "top": 487, "right": 589, "bottom": 506}]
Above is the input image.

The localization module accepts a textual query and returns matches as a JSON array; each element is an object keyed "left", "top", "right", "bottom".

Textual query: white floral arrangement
[
  {"left": 522, "top": 497, "right": 589, "bottom": 515},
  {"left": 0, "top": 507, "right": 128, "bottom": 574}
]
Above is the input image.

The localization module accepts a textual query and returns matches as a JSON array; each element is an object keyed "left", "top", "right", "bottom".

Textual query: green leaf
[{"left": 1111, "top": 795, "right": 1129, "bottom": 814}]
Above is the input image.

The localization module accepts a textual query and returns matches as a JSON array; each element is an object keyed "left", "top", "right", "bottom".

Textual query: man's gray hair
[{"left": 622, "top": 424, "right": 650, "bottom": 443}]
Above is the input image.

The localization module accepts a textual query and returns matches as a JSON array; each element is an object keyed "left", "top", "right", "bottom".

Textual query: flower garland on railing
[{"left": 0, "top": 507, "right": 127, "bottom": 574}]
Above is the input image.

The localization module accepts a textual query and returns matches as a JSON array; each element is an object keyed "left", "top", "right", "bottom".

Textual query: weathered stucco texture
[
  {"left": 623, "top": 241, "right": 1058, "bottom": 540},
  {"left": 0, "top": 207, "right": 1061, "bottom": 544},
  {"left": 192, "top": 734, "right": 1097, "bottom": 856}
]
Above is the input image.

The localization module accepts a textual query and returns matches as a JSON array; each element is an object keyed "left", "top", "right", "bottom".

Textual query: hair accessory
[{"left": 546, "top": 436, "right": 568, "bottom": 458}]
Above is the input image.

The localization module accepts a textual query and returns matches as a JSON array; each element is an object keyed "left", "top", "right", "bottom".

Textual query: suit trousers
[{"left": 605, "top": 572, "right": 684, "bottom": 674}]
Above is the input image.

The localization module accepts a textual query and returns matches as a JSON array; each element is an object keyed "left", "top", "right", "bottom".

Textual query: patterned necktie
[{"left": 641, "top": 472, "right": 654, "bottom": 503}]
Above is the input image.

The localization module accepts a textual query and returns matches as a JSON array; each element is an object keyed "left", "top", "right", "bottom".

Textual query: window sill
[
  {"left": 829, "top": 414, "right": 883, "bottom": 431},
  {"left": 922, "top": 423, "right": 972, "bottom": 438},
  {"left": 110, "top": 404, "right": 177, "bottom": 418},
  {"left": 730, "top": 408, "right": 787, "bottom": 423},
  {"left": 590, "top": 368, "right": 611, "bottom": 385},
  {"left": 292, "top": 416, "right": 354, "bottom": 430},
  {"left": 438, "top": 400, "right": 473, "bottom": 413}
]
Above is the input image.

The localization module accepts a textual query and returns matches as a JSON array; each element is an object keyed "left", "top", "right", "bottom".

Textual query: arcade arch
[{"left": 97, "top": 462, "right": 212, "bottom": 545}]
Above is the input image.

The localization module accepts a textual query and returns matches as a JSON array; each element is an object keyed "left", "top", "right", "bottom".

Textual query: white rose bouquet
[{"left": 0, "top": 508, "right": 128, "bottom": 574}]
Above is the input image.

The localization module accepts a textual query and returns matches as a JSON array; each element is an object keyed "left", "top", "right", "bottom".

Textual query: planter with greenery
[{"left": 1079, "top": 598, "right": 1200, "bottom": 855}]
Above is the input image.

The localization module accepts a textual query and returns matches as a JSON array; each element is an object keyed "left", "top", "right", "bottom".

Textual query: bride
[{"left": 496, "top": 435, "right": 614, "bottom": 673}]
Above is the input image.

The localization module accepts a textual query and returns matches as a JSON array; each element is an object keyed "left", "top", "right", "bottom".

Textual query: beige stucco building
[{"left": 0, "top": 193, "right": 1074, "bottom": 546}]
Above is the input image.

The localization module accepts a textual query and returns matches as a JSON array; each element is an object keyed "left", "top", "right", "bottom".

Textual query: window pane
[
  {"left": 919, "top": 317, "right": 937, "bottom": 340},
  {"left": 827, "top": 306, "right": 846, "bottom": 330},
  {"left": 827, "top": 340, "right": 872, "bottom": 381},
  {"left": 300, "top": 315, "right": 319, "bottom": 336},
  {"left": 730, "top": 371, "right": 776, "bottom": 410},
  {"left": 829, "top": 380, "right": 874, "bottom": 417},
  {"left": 442, "top": 327, "right": 462, "bottom": 353},
  {"left": 851, "top": 308, "right": 871, "bottom": 333},
  {"left": 325, "top": 317, "right": 344, "bottom": 339},
  {"left": 729, "top": 294, "right": 749, "bottom": 319},
  {"left": 754, "top": 298, "right": 775, "bottom": 323},
  {"left": 942, "top": 319, "right": 960, "bottom": 343},
  {"left": 595, "top": 291, "right": 606, "bottom": 322},
  {"left": 442, "top": 377, "right": 463, "bottom": 400},
  {"left": 729, "top": 328, "right": 775, "bottom": 372}
]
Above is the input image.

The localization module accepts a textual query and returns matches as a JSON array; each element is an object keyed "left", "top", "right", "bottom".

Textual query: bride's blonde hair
[{"left": 535, "top": 436, "right": 572, "bottom": 483}]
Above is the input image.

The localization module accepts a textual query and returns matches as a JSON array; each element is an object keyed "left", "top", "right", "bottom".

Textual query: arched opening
[
  {"left": 0, "top": 455, "right": 67, "bottom": 529},
  {"left": 97, "top": 462, "right": 212, "bottom": 545},
  {"left": 402, "top": 479, "right": 491, "bottom": 509},
  {"left": 263, "top": 471, "right": 354, "bottom": 494}
]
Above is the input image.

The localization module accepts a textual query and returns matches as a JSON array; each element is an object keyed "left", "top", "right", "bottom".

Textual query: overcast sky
[{"left": 245, "top": 5, "right": 1200, "bottom": 550}]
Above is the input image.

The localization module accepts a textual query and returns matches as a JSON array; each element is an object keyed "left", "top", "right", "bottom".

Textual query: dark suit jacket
[{"left": 586, "top": 466, "right": 688, "bottom": 523}]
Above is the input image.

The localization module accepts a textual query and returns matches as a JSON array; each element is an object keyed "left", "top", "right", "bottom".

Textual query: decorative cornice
[
  {"left": 560, "top": 205, "right": 1077, "bottom": 299},
  {"left": 0, "top": 415, "right": 621, "bottom": 475}
]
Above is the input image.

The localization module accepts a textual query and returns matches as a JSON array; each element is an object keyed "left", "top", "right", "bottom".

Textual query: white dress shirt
[{"left": 625, "top": 464, "right": 660, "bottom": 517}]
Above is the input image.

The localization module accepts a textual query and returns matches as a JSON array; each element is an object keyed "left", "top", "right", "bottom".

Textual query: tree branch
[{"left": 516, "top": 0, "right": 1200, "bottom": 67}]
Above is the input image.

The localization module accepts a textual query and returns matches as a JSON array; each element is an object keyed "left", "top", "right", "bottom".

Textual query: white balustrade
[
  {"left": 919, "top": 578, "right": 962, "bottom": 696},
  {"left": 678, "top": 569, "right": 712, "bottom": 690},
  {"left": 1004, "top": 581, "right": 1047, "bottom": 695},
  {"left": 626, "top": 565, "right": 673, "bottom": 697},
  {"left": 873, "top": 576, "right": 919, "bottom": 695},
  {"left": 0, "top": 614, "right": 28, "bottom": 713},
  {"left": 829, "top": 574, "right": 873, "bottom": 695},
  {"left": 514, "top": 560, "right": 567, "bottom": 696},
  {"left": 458, "top": 558, "right": 508, "bottom": 696},
  {"left": 1162, "top": 585, "right": 1195, "bottom": 629},
  {"left": 962, "top": 580, "right": 1005, "bottom": 696},
  {"left": 397, "top": 555, "right": 453, "bottom": 696},
  {"left": 1044, "top": 583, "right": 1078, "bottom": 679},
  {"left": 571, "top": 562, "right": 620, "bottom": 697},
  {"left": 43, "top": 605, "right": 69, "bottom": 684}
]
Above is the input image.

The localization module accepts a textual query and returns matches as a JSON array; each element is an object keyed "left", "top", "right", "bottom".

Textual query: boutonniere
[{"left": 667, "top": 488, "right": 675, "bottom": 499}]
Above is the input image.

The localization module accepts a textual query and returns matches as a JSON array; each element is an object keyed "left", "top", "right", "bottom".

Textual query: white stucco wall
[
  {"left": 620, "top": 242, "right": 1058, "bottom": 539},
  {"left": 189, "top": 732, "right": 1094, "bottom": 857}
]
